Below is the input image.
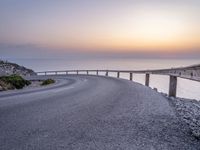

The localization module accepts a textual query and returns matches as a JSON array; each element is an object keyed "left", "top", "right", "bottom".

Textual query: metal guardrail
[{"left": 36, "top": 65, "right": 200, "bottom": 98}]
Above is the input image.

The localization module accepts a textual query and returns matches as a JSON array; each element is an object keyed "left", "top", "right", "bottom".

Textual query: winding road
[{"left": 0, "top": 75, "right": 199, "bottom": 150}]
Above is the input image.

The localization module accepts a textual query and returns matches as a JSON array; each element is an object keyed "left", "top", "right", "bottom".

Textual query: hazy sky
[{"left": 0, "top": 0, "right": 200, "bottom": 59}]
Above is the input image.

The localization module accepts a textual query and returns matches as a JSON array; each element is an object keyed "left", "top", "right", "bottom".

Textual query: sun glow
[
  {"left": 1, "top": 1, "right": 199, "bottom": 54},
  {"left": 48, "top": 10, "right": 198, "bottom": 52},
  {"left": 134, "top": 13, "right": 184, "bottom": 42}
]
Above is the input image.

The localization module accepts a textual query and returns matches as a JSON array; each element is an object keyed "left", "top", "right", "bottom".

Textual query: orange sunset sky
[{"left": 0, "top": 0, "right": 200, "bottom": 58}]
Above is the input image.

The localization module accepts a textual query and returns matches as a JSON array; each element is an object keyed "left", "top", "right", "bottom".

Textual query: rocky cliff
[{"left": 0, "top": 60, "right": 36, "bottom": 77}]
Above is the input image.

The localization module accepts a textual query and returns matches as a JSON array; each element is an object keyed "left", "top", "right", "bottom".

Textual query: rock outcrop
[{"left": 0, "top": 60, "right": 36, "bottom": 77}]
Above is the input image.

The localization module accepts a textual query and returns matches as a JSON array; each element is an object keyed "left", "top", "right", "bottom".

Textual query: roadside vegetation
[
  {"left": 0, "top": 75, "right": 31, "bottom": 91},
  {"left": 41, "top": 79, "right": 55, "bottom": 86}
]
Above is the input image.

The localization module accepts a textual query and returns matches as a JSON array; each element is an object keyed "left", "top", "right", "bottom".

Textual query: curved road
[{"left": 0, "top": 75, "right": 199, "bottom": 150}]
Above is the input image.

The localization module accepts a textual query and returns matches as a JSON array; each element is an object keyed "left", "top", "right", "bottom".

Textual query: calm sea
[{"left": 8, "top": 58, "right": 200, "bottom": 101}]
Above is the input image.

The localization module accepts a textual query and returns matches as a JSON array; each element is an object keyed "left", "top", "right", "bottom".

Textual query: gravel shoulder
[{"left": 166, "top": 96, "right": 200, "bottom": 139}]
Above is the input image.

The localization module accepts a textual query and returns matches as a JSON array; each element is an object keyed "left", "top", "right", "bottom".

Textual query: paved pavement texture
[{"left": 0, "top": 75, "right": 199, "bottom": 150}]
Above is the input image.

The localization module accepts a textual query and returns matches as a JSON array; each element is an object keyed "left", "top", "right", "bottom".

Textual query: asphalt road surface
[{"left": 0, "top": 75, "right": 199, "bottom": 150}]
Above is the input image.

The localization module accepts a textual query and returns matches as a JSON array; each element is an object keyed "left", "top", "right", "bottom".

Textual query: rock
[
  {"left": 0, "top": 85, "right": 3, "bottom": 91},
  {"left": 0, "top": 60, "right": 36, "bottom": 77},
  {"left": 167, "top": 96, "right": 200, "bottom": 139},
  {"left": 192, "top": 129, "right": 200, "bottom": 139},
  {"left": 153, "top": 88, "right": 158, "bottom": 92}
]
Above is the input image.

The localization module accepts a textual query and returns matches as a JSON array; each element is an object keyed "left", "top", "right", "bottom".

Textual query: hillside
[{"left": 0, "top": 60, "right": 36, "bottom": 77}]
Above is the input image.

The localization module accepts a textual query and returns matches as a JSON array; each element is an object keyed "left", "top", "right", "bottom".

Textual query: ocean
[{"left": 8, "top": 58, "right": 200, "bottom": 101}]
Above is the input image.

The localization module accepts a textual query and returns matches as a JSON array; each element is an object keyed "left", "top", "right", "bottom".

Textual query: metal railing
[{"left": 36, "top": 65, "right": 200, "bottom": 98}]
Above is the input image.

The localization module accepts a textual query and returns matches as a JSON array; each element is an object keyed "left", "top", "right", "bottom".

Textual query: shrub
[
  {"left": 41, "top": 79, "right": 55, "bottom": 86},
  {"left": 0, "top": 75, "right": 31, "bottom": 89}
]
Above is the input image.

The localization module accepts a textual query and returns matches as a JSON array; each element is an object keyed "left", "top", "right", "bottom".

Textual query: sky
[{"left": 0, "top": 0, "right": 200, "bottom": 59}]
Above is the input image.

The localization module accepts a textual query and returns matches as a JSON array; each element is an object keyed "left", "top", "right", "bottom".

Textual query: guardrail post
[
  {"left": 55, "top": 71, "right": 57, "bottom": 75},
  {"left": 130, "top": 73, "right": 133, "bottom": 81},
  {"left": 97, "top": 70, "right": 99, "bottom": 75},
  {"left": 77, "top": 70, "right": 78, "bottom": 75},
  {"left": 106, "top": 70, "right": 108, "bottom": 76},
  {"left": 87, "top": 70, "right": 89, "bottom": 75},
  {"left": 66, "top": 71, "right": 68, "bottom": 75},
  {"left": 117, "top": 72, "right": 120, "bottom": 78},
  {"left": 169, "top": 76, "right": 177, "bottom": 97},
  {"left": 45, "top": 72, "right": 47, "bottom": 76},
  {"left": 145, "top": 74, "right": 150, "bottom": 86}
]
